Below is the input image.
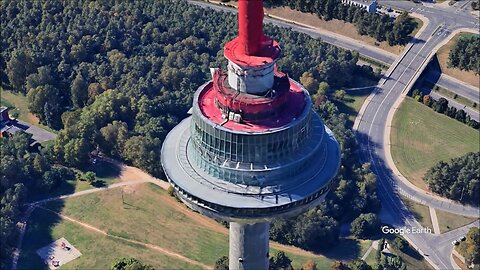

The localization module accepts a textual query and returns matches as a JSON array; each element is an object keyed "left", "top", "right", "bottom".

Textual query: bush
[
  {"left": 390, "top": 236, "right": 408, "bottom": 252},
  {"left": 350, "top": 213, "right": 380, "bottom": 239},
  {"left": 84, "top": 171, "right": 96, "bottom": 183},
  {"left": 214, "top": 256, "right": 229, "bottom": 270}
]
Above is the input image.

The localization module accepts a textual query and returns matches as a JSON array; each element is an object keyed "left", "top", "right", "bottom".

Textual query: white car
[{"left": 452, "top": 240, "right": 460, "bottom": 245}]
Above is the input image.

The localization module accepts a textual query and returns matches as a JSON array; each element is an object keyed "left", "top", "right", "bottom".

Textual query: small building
[
  {"left": 342, "top": 0, "right": 378, "bottom": 13},
  {"left": 0, "top": 106, "right": 12, "bottom": 123}
]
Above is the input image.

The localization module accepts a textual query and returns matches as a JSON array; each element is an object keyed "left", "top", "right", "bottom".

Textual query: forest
[
  {"left": 424, "top": 152, "right": 479, "bottom": 205},
  {"left": 448, "top": 34, "right": 480, "bottom": 74},
  {"left": 0, "top": 132, "right": 76, "bottom": 270},
  {"left": 1, "top": 0, "right": 380, "bottom": 259},
  {"left": 263, "top": 0, "right": 418, "bottom": 45}
]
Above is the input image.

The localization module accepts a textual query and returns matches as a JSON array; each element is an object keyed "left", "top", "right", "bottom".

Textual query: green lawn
[
  {"left": 435, "top": 209, "right": 478, "bottom": 233},
  {"left": 362, "top": 235, "right": 432, "bottom": 270},
  {"left": 391, "top": 97, "right": 480, "bottom": 190},
  {"left": 28, "top": 160, "right": 122, "bottom": 202},
  {"left": 19, "top": 183, "right": 375, "bottom": 269},
  {"left": 18, "top": 207, "right": 197, "bottom": 270},
  {"left": 334, "top": 86, "right": 375, "bottom": 126},
  {"left": 401, "top": 196, "right": 433, "bottom": 230}
]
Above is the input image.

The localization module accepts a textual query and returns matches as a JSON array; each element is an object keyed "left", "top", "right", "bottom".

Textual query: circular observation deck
[{"left": 161, "top": 79, "right": 341, "bottom": 222}]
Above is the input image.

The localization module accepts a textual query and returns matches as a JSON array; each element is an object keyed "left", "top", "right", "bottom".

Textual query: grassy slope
[
  {"left": 265, "top": 7, "right": 405, "bottom": 55},
  {"left": 334, "top": 87, "right": 375, "bottom": 126},
  {"left": 391, "top": 97, "right": 479, "bottom": 190},
  {"left": 401, "top": 197, "right": 433, "bottom": 230},
  {"left": 435, "top": 209, "right": 478, "bottom": 233},
  {"left": 22, "top": 183, "right": 350, "bottom": 269},
  {"left": 18, "top": 208, "right": 196, "bottom": 270},
  {"left": 436, "top": 32, "right": 479, "bottom": 88}
]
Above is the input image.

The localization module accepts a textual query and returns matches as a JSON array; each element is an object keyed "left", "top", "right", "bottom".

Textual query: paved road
[
  {"left": 190, "top": 0, "right": 479, "bottom": 268},
  {"left": 426, "top": 89, "right": 480, "bottom": 121},
  {"left": 14, "top": 120, "right": 57, "bottom": 143},
  {"left": 423, "top": 69, "right": 480, "bottom": 103},
  {"left": 188, "top": 0, "right": 396, "bottom": 65},
  {"left": 356, "top": 1, "right": 479, "bottom": 268}
]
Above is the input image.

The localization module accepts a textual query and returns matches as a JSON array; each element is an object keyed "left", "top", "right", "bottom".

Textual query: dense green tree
[
  {"left": 6, "top": 49, "right": 33, "bottom": 93},
  {"left": 100, "top": 121, "right": 129, "bottom": 158},
  {"left": 350, "top": 213, "right": 380, "bottom": 239},
  {"left": 390, "top": 236, "right": 408, "bottom": 252},
  {"left": 459, "top": 227, "right": 480, "bottom": 266},
  {"left": 424, "top": 152, "right": 479, "bottom": 205},
  {"left": 110, "top": 257, "right": 154, "bottom": 270},
  {"left": 84, "top": 171, "right": 96, "bottom": 184},
  {"left": 349, "top": 259, "right": 372, "bottom": 270},
  {"left": 0, "top": 132, "right": 68, "bottom": 269},
  {"left": 269, "top": 251, "right": 292, "bottom": 270},
  {"left": 71, "top": 73, "right": 88, "bottom": 108},
  {"left": 448, "top": 34, "right": 479, "bottom": 74},
  {"left": 214, "top": 256, "right": 229, "bottom": 270}
]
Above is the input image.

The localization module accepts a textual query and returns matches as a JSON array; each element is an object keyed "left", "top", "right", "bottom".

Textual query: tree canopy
[
  {"left": 424, "top": 152, "right": 479, "bottom": 205},
  {"left": 264, "top": 0, "right": 417, "bottom": 45},
  {"left": 448, "top": 34, "right": 480, "bottom": 74}
]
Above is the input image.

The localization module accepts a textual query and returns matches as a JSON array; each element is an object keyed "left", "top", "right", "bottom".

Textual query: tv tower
[{"left": 161, "top": 1, "right": 341, "bottom": 269}]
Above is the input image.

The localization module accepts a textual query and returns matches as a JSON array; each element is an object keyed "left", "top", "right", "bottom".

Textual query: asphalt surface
[
  {"left": 357, "top": 1, "right": 479, "bottom": 268},
  {"left": 188, "top": 0, "right": 397, "bottom": 64},
  {"left": 15, "top": 120, "right": 57, "bottom": 143},
  {"left": 423, "top": 69, "right": 480, "bottom": 103},
  {"left": 426, "top": 89, "right": 480, "bottom": 121}
]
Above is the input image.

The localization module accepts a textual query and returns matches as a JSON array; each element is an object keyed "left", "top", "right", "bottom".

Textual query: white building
[{"left": 342, "top": 0, "right": 378, "bottom": 13}]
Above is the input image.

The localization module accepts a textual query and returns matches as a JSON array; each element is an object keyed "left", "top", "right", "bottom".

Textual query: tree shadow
[
  {"left": 15, "top": 200, "right": 65, "bottom": 270},
  {"left": 321, "top": 238, "right": 362, "bottom": 261},
  {"left": 355, "top": 132, "right": 417, "bottom": 224},
  {"left": 87, "top": 160, "right": 121, "bottom": 180},
  {"left": 90, "top": 180, "right": 107, "bottom": 188}
]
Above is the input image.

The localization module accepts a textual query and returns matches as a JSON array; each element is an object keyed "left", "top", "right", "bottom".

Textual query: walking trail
[{"left": 12, "top": 158, "right": 321, "bottom": 270}]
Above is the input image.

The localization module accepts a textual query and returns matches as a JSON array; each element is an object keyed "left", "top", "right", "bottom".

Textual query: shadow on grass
[
  {"left": 91, "top": 180, "right": 107, "bottom": 188},
  {"left": 321, "top": 238, "right": 362, "bottom": 261},
  {"left": 87, "top": 160, "right": 121, "bottom": 181},
  {"left": 28, "top": 180, "right": 76, "bottom": 203},
  {"left": 16, "top": 201, "right": 65, "bottom": 270}
]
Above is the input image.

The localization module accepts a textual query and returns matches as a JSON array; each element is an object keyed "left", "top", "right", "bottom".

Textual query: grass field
[
  {"left": 334, "top": 87, "right": 375, "bottom": 126},
  {"left": 436, "top": 32, "right": 479, "bottom": 88},
  {"left": 391, "top": 97, "right": 480, "bottom": 190},
  {"left": 27, "top": 160, "right": 123, "bottom": 202},
  {"left": 435, "top": 209, "right": 478, "bottom": 233},
  {"left": 363, "top": 235, "right": 432, "bottom": 270},
  {"left": 18, "top": 183, "right": 371, "bottom": 269},
  {"left": 18, "top": 208, "right": 197, "bottom": 270},
  {"left": 401, "top": 197, "right": 433, "bottom": 230}
]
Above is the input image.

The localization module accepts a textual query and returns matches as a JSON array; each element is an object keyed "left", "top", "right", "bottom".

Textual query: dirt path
[
  {"left": 17, "top": 157, "right": 323, "bottom": 267},
  {"left": 38, "top": 206, "right": 212, "bottom": 270}
]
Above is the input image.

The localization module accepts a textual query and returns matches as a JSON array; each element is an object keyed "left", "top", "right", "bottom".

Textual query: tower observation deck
[{"left": 161, "top": 1, "right": 341, "bottom": 269}]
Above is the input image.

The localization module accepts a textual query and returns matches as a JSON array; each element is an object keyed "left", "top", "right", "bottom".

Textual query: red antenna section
[{"left": 238, "top": 0, "right": 265, "bottom": 56}]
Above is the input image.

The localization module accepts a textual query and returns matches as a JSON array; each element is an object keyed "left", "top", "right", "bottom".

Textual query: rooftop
[{"left": 197, "top": 78, "right": 307, "bottom": 133}]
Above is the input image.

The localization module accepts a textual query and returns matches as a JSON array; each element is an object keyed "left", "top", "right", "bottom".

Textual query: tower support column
[{"left": 229, "top": 222, "right": 270, "bottom": 270}]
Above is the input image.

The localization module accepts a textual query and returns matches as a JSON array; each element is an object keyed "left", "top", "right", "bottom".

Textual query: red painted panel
[{"left": 238, "top": 0, "right": 264, "bottom": 56}]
